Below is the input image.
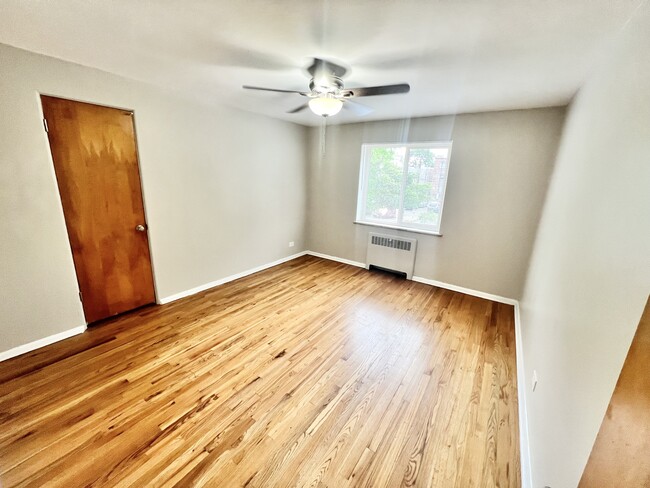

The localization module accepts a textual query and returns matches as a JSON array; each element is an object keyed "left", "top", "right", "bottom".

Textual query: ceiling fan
[{"left": 243, "top": 58, "right": 410, "bottom": 117}]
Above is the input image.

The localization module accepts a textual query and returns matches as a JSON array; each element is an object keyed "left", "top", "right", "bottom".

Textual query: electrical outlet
[
  {"left": 532, "top": 370, "right": 538, "bottom": 392},
  {"left": 289, "top": 241, "right": 295, "bottom": 248}
]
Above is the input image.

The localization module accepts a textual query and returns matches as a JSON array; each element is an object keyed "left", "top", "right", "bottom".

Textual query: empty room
[{"left": 1, "top": 1, "right": 649, "bottom": 487}]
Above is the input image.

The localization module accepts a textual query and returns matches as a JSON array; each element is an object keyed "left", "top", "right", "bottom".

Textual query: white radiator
[{"left": 366, "top": 233, "right": 417, "bottom": 279}]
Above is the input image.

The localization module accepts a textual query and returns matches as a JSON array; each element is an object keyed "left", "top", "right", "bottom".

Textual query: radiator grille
[
  {"left": 366, "top": 233, "right": 417, "bottom": 279},
  {"left": 370, "top": 235, "right": 412, "bottom": 251}
]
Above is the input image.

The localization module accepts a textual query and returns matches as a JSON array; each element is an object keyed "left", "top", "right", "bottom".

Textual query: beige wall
[
  {"left": 306, "top": 108, "right": 565, "bottom": 300},
  {"left": 0, "top": 44, "right": 307, "bottom": 353},
  {"left": 519, "top": 5, "right": 650, "bottom": 487}
]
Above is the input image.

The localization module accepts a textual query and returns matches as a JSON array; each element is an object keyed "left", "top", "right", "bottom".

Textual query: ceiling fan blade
[
  {"left": 287, "top": 103, "right": 310, "bottom": 114},
  {"left": 343, "top": 83, "right": 410, "bottom": 97},
  {"left": 343, "top": 100, "right": 373, "bottom": 116},
  {"left": 243, "top": 85, "right": 308, "bottom": 95}
]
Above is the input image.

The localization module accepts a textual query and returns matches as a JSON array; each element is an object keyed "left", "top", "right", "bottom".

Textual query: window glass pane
[
  {"left": 356, "top": 142, "right": 451, "bottom": 233},
  {"left": 363, "top": 146, "right": 405, "bottom": 224},
  {"left": 401, "top": 148, "right": 449, "bottom": 229}
]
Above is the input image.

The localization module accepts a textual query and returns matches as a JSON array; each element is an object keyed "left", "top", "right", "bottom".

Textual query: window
[{"left": 355, "top": 142, "right": 452, "bottom": 234}]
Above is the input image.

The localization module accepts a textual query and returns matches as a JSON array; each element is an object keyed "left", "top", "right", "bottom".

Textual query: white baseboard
[
  {"left": 514, "top": 302, "right": 532, "bottom": 488},
  {"left": 305, "top": 250, "right": 518, "bottom": 305},
  {"left": 158, "top": 251, "right": 309, "bottom": 304},
  {"left": 305, "top": 251, "right": 366, "bottom": 268},
  {"left": 0, "top": 325, "right": 87, "bottom": 363},
  {"left": 411, "top": 275, "right": 518, "bottom": 306}
]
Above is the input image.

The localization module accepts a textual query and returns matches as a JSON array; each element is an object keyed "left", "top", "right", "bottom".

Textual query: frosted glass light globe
[{"left": 308, "top": 97, "right": 343, "bottom": 117}]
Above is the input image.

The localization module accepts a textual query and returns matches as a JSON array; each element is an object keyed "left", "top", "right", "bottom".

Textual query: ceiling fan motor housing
[{"left": 309, "top": 76, "right": 344, "bottom": 94}]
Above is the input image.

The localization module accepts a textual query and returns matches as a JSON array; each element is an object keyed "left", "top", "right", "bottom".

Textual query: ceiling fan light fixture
[
  {"left": 308, "top": 96, "right": 343, "bottom": 117},
  {"left": 243, "top": 57, "right": 408, "bottom": 117}
]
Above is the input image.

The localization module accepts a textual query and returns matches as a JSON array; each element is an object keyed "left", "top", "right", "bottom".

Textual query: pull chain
[{"left": 320, "top": 117, "right": 327, "bottom": 157}]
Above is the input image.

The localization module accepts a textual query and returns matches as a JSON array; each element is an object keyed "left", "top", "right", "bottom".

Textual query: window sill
[{"left": 353, "top": 221, "right": 443, "bottom": 237}]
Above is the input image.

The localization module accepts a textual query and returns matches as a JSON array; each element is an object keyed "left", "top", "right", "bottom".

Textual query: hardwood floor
[{"left": 0, "top": 255, "right": 520, "bottom": 487}]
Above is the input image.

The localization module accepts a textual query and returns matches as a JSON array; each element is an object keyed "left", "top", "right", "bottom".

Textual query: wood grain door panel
[
  {"left": 42, "top": 96, "right": 155, "bottom": 323},
  {"left": 579, "top": 296, "right": 650, "bottom": 487}
]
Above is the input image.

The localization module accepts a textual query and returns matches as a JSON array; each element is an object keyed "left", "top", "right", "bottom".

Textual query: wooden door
[
  {"left": 42, "top": 96, "right": 155, "bottom": 323},
  {"left": 579, "top": 296, "right": 650, "bottom": 487}
]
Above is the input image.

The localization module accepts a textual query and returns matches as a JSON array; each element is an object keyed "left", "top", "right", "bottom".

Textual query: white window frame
[{"left": 355, "top": 141, "right": 453, "bottom": 236}]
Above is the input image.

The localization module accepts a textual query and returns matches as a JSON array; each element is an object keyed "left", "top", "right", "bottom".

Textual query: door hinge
[
  {"left": 79, "top": 291, "right": 83, "bottom": 302},
  {"left": 43, "top": 118, "right": 49, "bottom": 133}
]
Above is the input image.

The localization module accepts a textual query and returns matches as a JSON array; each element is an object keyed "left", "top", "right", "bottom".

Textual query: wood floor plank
[{"left": 0, "top": 255, "right": 520, "bottom": 487}]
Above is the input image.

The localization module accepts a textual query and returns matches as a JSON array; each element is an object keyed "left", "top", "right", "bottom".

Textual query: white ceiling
[{"left": 0, "top": 0, "right": 643, "bottom": 126}]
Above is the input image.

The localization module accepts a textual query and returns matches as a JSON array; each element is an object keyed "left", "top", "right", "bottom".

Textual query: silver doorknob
[{"left": 135, "top": 224, "right": 146, "bottom": 232}]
